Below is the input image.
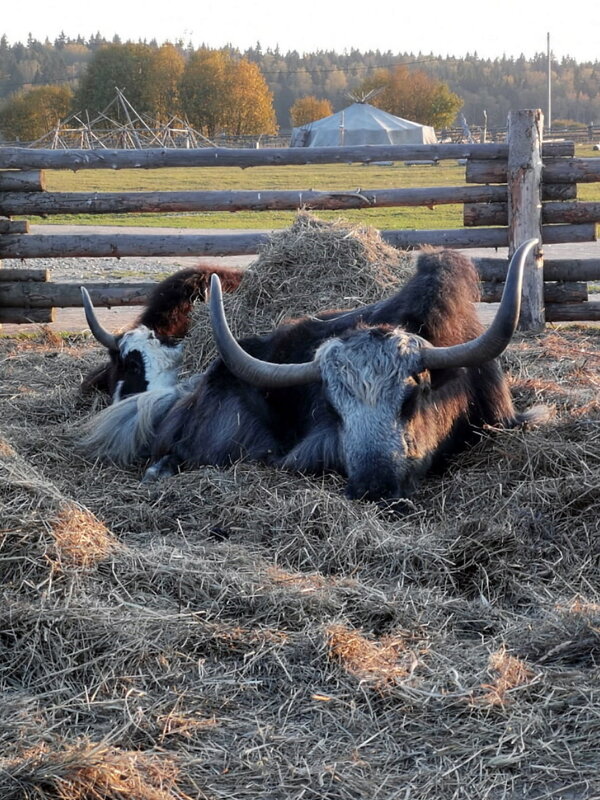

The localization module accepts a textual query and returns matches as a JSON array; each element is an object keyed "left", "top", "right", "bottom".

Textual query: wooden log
[
  {"left": 0, "top": 231, "right": 270, "bottom": 258},
  {"left": 464, "top": 203, "right": 507, "bottom": 227},
  {"left": 476, "top": 258, "right": 600, "bottom": 283},
  {"left": 480, "top": 281, "right": 587, "bottom": 304},
  {"left": 465, "top": 200, "right": 600, "bottom": 227},
  {"left": 541, "top": 201, "right": 600, "bottom": 225},
  {"left": 0, "top": 224, "right": 595, "bottom": 259},
  {"left": 0, "top": 170, "right": 46, "bottom": 192},
  {"left": 540, "top": 224, "right": 597, "bottom": 243},
  {"left": 0, "top": 307, "right": 55, "bottom": 324},
  {"left": 0, "top": 268, "right": 50, "bottom": 282},
  {"left": 0, "top": 219, "right": 29, "bottom": 234},
  {"left": 542, "top": 184, "right": 577, "bottom": 201},
  {"left": 0, "top": 184, "right": 510, "bottom": 216},
  {"left": 507, "top": 109, "right": 545, "bottom": 331},
  {"left": 0, "top": 141, "right": 574, "bottom": 171},
  {"left": 0, "top": 281, "right": 152, "bottom": 308},
  {"left": 467, "top": 157, "right": 600, "bottom": 184},
  {"left": 545, "top": 302, "right": 600, "bottom": 322}
]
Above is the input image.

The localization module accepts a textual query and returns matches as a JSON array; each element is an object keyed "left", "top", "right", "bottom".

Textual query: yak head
[
  {"left": 81, "top": 287, "right": 183, "bottom": 403},
  {"left": 207, "top": 239, "right": 537, "bottom": 502}
]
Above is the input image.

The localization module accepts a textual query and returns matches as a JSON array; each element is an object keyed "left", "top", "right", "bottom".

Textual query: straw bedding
[
  {"left": 181, "top": 211, "right": 415, "bottom": 374},
  {"left": 1, "top": 219, "right": 600, "bottom": 799}
]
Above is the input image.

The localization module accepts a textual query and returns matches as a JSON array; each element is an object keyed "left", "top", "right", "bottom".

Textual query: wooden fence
[{"left": 0, "top": 108, "right": 599, "bottom": 330}]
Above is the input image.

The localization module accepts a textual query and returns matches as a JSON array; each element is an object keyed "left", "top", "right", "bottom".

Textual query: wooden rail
[
  {"left": 0, "top": 224, "right": 595, "bottom": 260},
  {"left": 0, "top": 141, "right": 573, "bottom": 170}
]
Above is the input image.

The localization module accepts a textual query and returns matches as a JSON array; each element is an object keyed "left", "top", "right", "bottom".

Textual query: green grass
[
  {"left": 32, "top": 161, "right": 467, "bottom": 230},
  {"left": 21, "top": 145, "right": 600, "bottom": 232}
]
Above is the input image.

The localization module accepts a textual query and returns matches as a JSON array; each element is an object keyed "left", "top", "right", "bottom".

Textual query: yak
[
  {"left": 80, "top": 264, "right": 243, "bottom": 402},
  {"left": 81, "top": 239, "right": 548, "bottom": 504}
]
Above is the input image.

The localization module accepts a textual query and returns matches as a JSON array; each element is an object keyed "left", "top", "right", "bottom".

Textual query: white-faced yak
[
  {"left": 80, "top": 264, "right": 244, "bottom": 402},
  {"left": 80, "top": 240, "right": 549, "bottom": 504}
]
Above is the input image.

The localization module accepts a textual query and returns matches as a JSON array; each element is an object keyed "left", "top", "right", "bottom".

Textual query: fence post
[{"left": 507, "top": 109, "right": 545, "bottom": 331}]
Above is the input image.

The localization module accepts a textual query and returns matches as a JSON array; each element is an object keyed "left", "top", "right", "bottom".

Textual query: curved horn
[
  {"left": 80, "top": 286, "right": 119, "bottom": 352},
  {"left": 421, "top": 238, "right": 538, "bottom": 371},
  {"left": 209, "top": 274, "right": 321, "bottom": 388}
]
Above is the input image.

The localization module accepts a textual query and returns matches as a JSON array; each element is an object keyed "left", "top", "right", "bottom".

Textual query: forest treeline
[{"left": 0, "top": 33, "right": 599, "bottom": 141}]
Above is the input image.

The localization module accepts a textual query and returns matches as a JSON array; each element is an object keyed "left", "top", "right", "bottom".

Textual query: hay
[
  {"left": 1, "top": 741, "right": 189, "bottom": 800},
  {"left": 1, "top": 305, "right": 600, "bottom": 797},
  {"left": 182, "top": 211, "right": 414, "bottom": 374}
]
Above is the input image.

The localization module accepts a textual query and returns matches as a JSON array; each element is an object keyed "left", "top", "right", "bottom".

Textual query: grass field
[{"left": 28, "top": 144, "right": 600, "bottom": 232}]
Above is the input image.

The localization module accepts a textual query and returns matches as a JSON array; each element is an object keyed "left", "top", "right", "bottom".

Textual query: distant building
[{"left": 291, "top": 102, "right": 437, "bottom": 147}]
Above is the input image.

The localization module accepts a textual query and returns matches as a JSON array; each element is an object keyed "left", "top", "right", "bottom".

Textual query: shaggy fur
[
  {"left": 82, "top": 249, "right": 549, "bottom": 501},
  {"left": 81, "top": 264, "right": 244, "bottom": 399}
]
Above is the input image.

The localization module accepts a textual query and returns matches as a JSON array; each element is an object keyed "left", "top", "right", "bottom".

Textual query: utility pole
[{"left": 547, "top": 33, "right": 552, "bottom": 131}]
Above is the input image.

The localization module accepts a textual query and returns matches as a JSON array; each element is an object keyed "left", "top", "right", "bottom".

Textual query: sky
[{"left": 3, "top": 0, "right": 600, "bottom": 62}]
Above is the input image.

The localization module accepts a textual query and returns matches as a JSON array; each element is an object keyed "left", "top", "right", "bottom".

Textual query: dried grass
[
  {"left": 1, "top": 741, "right": 189, "bottom": 800},
  {"left": 182, "top": 211, "right": 414, "bottom": 374},
  {"left": 327, "top": 624, "right": 425, "bottom": 688},
  {"left": 1, "top": 253, "right": 600, "bottom": 798}
]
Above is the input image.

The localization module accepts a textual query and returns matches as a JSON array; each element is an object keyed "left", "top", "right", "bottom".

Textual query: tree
[
  {"left": 357, "top": 65, "right": 462, "bottom": 129},
  {"left": 221, "top": 57, "right": 277, "bottom": 135},
  {"left": 143, "top": 43, "right": 185, "bottom": 121},
  {"left": 74, "top": 42, "right": 154, "bottom": 116},
  {"left": 290, "top": 96, "right": 333, "bottom": 126},
  {"left": 179, "top": 48, "right": 228, "bottom": 137},
  {"left": 180, "top": 48, "right": 277, "bottom": 137},
  {"left": 0, "top": 84, "right": 73, "bottom": 141}
]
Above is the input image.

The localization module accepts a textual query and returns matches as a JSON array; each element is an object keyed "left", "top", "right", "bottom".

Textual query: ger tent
[{"left": 290, "top": 102, "right": 437, "bottom": 147}]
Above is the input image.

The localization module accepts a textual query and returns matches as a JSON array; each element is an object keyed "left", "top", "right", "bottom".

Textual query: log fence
[{"left": 1, "top": 108, "right": 599, "bottom": 330}]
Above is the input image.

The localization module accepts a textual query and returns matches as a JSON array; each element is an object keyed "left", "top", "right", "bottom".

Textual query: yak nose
[{"left": 346, "top": 470, "right": 401, "bottom": 502}]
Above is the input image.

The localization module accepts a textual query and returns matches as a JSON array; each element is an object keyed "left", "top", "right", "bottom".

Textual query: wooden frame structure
[{"left": 1, "top": 109, "right": 599, "bottom": 330}]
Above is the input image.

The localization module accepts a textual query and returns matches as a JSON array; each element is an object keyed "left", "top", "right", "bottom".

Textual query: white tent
[{"left": 290, "top": 102, "right": 437, "bottom": 147}]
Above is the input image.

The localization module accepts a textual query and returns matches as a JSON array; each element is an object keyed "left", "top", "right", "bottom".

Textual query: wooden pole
[
  {"left": 507, "top": 109, "right": 545, "bottom": 331},
  {"left": 0, "top": 224, "right": 595, "bottom": 260},
  {"left": 480, "top": 281, "right": 587, "bottom": 304},
  {"left": 0, "top": 281, "right": 151, "bottom": 308},
  {"left": 465, "top": 200, "right": 600, "bottom": 227},
  {"left": 475, "top": 257, "right": 600, "bottom": 283},
  {"left": 546, "top": 302, "right": 600, "bottom": 322},
  {"left": 0, "top": 220, "right": 29, "bottom": 234},
  {"left": 0, "top": 141, "right": 574, "bottom": 171},
  {"left": 467, "top": 157, "right": 600, "bottom": 185},
  {"left": 0, "top": 170, "right": 46, "bottom": 192},
  {"left": 0, "top": 184, "right": 510, "bottom": 216},
  {"left": 0, "top": 307, "right": 55, "bottom": 324}
]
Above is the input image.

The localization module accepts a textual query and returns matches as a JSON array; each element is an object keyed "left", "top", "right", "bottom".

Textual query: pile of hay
[
  {"left": 1, "top": 309, "right": 600, "bottom": 796},
  {"left": 182, "top": 211, "right": 414, "bottom": 374}
]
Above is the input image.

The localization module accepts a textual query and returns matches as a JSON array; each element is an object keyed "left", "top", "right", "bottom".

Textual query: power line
[{"left": 0, "top": 52, "right": 443, "bottom": 93}]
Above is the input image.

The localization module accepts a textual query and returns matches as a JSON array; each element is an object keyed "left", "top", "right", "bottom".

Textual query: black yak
[
  {"left": 80, "top": 264, "right": 244, "bottom": 402},
  {"left": 81, "top": 239, "right": 548, "bottom": 503}
]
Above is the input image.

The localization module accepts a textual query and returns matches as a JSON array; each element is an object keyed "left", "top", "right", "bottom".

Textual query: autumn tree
[
  {"left": 357, "top": 66, "right": 462, "bottom": 129},
  {"left": 221, "top": 57, "right": 277, "bottom": 135},
  {"left": 143, "top": 43, "right": 185, "bottom": 121},
  {"left": 290, "top": 96, "right": 333, "bottom": 126},
  {"left": 180, "top": 48, "right": 277, "bottom": 137},
  {"left": 0, "top": 84, "right": 73, "bottom": 141}
]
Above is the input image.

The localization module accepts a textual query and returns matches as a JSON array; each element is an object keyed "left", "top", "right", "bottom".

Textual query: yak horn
[
  {"left": 209, "top": 274, "right": 321, "bottom": 388},
  {"left": 81, "top": 286, "right": 119, "bottom": 352},
  {"left": 421, "top": 238, "right": 538, "bottom": 371}
]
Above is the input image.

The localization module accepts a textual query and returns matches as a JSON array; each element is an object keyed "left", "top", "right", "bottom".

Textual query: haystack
[{"left": 182, "top": 211, "right": 414, "bottom": 374}]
